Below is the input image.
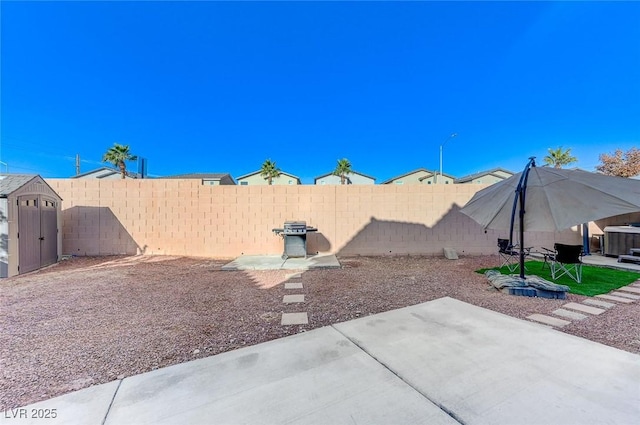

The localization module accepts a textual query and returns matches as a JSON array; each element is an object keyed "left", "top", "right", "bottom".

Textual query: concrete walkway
[
  {"left": 3, "top": 298, "right": 639, "bottom": 425},
  {"left": 527, "top": 281, "right": 640, "bottom": 328},
  {"left": 523, "top": 253, "right": 640, "bottom": 328},
  {"left": 220, "top": 253, "right": 341, "bottom": 271}
]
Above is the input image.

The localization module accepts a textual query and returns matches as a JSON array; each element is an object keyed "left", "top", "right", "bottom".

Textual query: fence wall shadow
[{"left": 63, "top": 206, "right": 141, "bottom": 255}]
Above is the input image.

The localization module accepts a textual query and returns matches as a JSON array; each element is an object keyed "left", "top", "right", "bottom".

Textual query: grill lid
[{"left": 284, "top": 221, "right": 307, "bottom": 234}]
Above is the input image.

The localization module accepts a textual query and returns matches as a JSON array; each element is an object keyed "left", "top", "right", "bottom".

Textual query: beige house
[
  {"left": 314, "top": 170, "right": 376, "bottom": 185},
  {"left": 157, "top": 173, "right": 236, "bottom": 185},
  {"left": 236, "top": 170, "right": 301, "bottom": 185},
  {"left": 382, "top": 168, "right": 455, "bottom": 185},
  {"left": 455, "top": 168, "right": 514, "bottom": 185}
]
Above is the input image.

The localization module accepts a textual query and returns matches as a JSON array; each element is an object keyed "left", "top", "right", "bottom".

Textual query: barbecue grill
[{"left": 272, "top": 221, "right": 318, "bottom": 259}]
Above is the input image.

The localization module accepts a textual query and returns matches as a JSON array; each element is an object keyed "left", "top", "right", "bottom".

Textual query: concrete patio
[
  {"left": 220, "top": 253, "right": 341, "bottom": 270},
  {"left": 3, "top": 297, "right": 638, "bottom": 425}
]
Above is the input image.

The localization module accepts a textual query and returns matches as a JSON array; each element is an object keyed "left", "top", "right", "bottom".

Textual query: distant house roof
[
  {"left": 236, "top": 170, "right": 301, "bottom": 183},
  {"left": 418, "top": 172, "right": 456, "bottom": 182},
  {"left": 454, "top": 168, "right": 514, "bottom": 184},
  {"left": 158, "top": 173, "right": 229, "bottom": 179},
  {"left": 156, "top": 173, "right": 236, "bottom": 184},
  {"left": 381, "top": 168, "right": 456, "bottom": 184},
  {"left": 313, "top": 170, "right": 376, "bottom": 182},
  {"left": 381, "top": 168, "right": 437, "bottom": 184},
  {"left": 0, "top": 174, "right": 39, "bottom": 197},
  {"left": 71, "top": 167, "right": 139, "bottom": 179}
]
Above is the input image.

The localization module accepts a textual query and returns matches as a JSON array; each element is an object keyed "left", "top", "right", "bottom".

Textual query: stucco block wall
[{"left": 47, "top": 179, "right": 583, "bottom": 258}]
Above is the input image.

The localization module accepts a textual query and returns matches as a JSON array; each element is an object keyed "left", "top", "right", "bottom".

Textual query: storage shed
[{"left": 0, "top": 174, "right": 62, "bottom": 278}]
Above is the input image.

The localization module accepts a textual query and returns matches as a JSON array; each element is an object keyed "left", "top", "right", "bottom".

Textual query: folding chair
[
  {"left": 498, "top": 238, "right": 531, "bottom": 273},
  {"left": 543, "top": 243, "right": 584, "bottom": 283}
]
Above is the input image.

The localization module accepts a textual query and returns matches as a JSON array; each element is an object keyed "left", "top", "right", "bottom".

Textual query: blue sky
[{"left": 1, "top": 1, "right": 638, "bottom": 183}]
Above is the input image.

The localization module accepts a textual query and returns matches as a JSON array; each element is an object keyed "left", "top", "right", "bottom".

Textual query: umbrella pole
[
  {"left": 582, "top": 223, "right": 591, "bottom": 255},
  {"left": 512, "top": 157, "right": 536, "bottom": 279},
  {"left": 518, "top": 190, "right": 526, "bottom": 279}
]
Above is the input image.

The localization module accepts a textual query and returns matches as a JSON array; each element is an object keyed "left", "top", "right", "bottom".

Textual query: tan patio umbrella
[{"left": 460, "top": 157, "right": 640, "bottom": 278}]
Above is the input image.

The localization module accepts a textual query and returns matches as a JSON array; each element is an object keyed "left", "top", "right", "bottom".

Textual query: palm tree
[
  {"left": 333, "top": 158, "right": 353, "bottom": 185},
  {"left": 543, "top": 147, "right": 577, "bottom": 169},
  {"left": 260, "top": 159, "right": 281, "bottom": 185},
  {"left": 102, "top": 143, "right": 138, "bottom": 179}
]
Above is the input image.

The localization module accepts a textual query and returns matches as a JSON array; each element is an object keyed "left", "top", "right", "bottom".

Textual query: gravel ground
[{"left": 1, "top": 254, "right": 639, "bottom": 410}]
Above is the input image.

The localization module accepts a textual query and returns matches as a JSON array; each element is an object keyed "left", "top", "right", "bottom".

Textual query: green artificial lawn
[{"left": 477, "top": 260, "right": 640, "bottom": 297}]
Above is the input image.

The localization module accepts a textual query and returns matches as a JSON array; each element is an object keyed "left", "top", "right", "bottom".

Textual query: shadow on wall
[
  {"left": 594, "top": 212, "right": 640, "bottom": 230},
  {"left": 63, "top": 206, "right": 142, "bottom": 256},
  {"left": 336, "top": 204, "right": 484, "bottom": 256},
  {"left": 336, "top": 203, "right": 581, "bottom": 257},
  {"left": 591, "top": 211, "right": 640, "bottom": 253},
  {"left": 306, "top": 232, "right": 332, "bottom": 254}
]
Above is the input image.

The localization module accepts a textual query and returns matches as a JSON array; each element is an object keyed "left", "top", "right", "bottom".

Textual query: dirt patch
[{"left": 1, "top": 254, "right": 638, "bottom": 409}]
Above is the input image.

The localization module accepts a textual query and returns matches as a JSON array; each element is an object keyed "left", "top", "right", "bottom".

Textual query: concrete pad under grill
[{"left": 221, "top": 253, "right": 340, "bottom": 270}]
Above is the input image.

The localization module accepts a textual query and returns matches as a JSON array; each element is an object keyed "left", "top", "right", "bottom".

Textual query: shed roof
[{"left": 0, "top": 174, "right": 39, "bottom": 197}]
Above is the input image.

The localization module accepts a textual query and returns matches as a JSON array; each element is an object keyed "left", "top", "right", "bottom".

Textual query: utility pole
[{"left": 76, "top": 154, "right": 80, "bottom": 175}]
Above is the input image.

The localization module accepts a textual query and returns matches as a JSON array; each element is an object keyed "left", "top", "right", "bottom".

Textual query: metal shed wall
[{"left": 0, "top": 198, "right": 8, "bottom": 277}]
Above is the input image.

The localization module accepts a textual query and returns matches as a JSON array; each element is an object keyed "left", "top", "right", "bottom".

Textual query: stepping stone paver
[
  {"left": 562, "top": 302, "right": 605, "bottom": 315},
  {"left": 281, "top": 312, "right": 308, "bottom": 325},
  {"left": 582, "top": 299, "right": 616, "bottom": 309},
  {"left": 284, "top": 282, "right": 303, "bottom": 289},
  {"left": 617, "top": 286, "right": 640, "bottom": 295},
  {"left": 526, "top": 314, "right": 571, "bottom": 328},
  {"left": 283, "top": 294, "right": 305, "bottom": 303},
  {"left": 609, "top": 291, "right": 640, "bottom": 300},
  {"left": 285, "top": 272, "right": 303, "bottom": 280},
  {"left": 552, "top": 309, "right": 588, "bottom": 321},
  {"left": 595, "top": 294, "right": 634, "bottom": 304}
]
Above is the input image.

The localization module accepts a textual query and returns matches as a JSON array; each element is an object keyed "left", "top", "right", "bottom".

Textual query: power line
[{"left": 1, "top": 138, "right": 106, "bottom": 166}]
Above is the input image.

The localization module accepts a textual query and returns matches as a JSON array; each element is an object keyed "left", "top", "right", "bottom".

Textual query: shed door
[
  {"left": 17, "top": 195, "right": 58, "bottom": 274},
  {"left": 40, "top": 197, "right": 58, "bottom": 267},
  {"left": 18, "top": 196, "right": 41, "bottom": 274}
]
